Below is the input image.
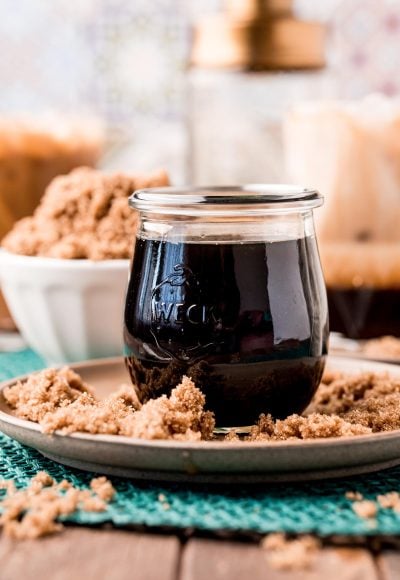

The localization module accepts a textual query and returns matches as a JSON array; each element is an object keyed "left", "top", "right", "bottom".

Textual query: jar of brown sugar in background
[
  {"left": 0, "top": 114, "right": 104, "bottom": 330},
  {"left": 124, "top": 185, "right": 329, "bottom": 428}
]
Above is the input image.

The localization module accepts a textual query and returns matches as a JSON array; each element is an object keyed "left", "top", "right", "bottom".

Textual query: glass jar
[
  {"left": 124, "top": 185, "right": 328, "bottom": 428},
  {"left": 187, "top": 69, "right": 336, "bottom": 185}
]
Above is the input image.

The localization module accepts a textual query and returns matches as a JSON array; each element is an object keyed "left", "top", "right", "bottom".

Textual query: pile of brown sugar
[
  {"left": 1, "top": 166, "right": 169, "bottom": 260},
  {"left": 4, "top": 366, "right": 400, "bottom": 442},
  {"left": 363, "top": 336, "right": 400, "bottom": 359},
  {"left": 226, "top": 369, "right": 400, "bottom": 441},
  {"left": 4, "top": 369, "right": 215, "bottom": 441},
  {"left": 0, "top": 472, "right": 115, "bottom": 539}
]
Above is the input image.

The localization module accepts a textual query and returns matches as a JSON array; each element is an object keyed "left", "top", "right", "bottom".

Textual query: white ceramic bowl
[{"left": 0, "top": 250, "right": 130, "bottom": 364}]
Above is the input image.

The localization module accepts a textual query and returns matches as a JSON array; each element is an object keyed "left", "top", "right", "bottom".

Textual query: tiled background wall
[{"left": 1, "top": 0, "right": 400, "bottom": 182}]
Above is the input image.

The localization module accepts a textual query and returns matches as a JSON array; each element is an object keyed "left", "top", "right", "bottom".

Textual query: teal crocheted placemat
[{"left": 2, "top": 349, "right": 400, "bottom": 536}]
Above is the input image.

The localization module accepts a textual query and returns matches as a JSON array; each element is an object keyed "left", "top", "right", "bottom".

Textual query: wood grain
[
  {"left": 0, "top": 527, "right": 180, "bottom": 580},
  {"left": 180, "top": 539, "right": 378, "bottom": 580},
  {"left": 377, "top": 552, "right": 400, "bottom": 580}
]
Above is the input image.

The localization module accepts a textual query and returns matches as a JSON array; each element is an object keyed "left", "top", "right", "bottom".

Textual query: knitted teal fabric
[{"left": 1, "top": 349, "right": 400, "bottom": 536}]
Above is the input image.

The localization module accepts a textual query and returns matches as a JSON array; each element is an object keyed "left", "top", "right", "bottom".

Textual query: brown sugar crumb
[
  {"left": 352, "top": 500, "right": 378, "bottom": 519},
  {"left": 363, "top": 336, "right": 400, "bottom": 359},
  {"left": 262, "top": 533, "right": 321, "bottom": 570},
  {"left": 90, "top": 477, "right": 115, "bottom": 502},
  {"left": 224, "top": 430, "right": 240, "bottom": 442},
  {"left": 246, "top": 412, "right": 371, "bottom": 441},
  {"left": 345, "top": 491, "right": 363, "bottom": 501},
  {"left": 29, "top": 472, "right": 55, "bottom": 495},
  {"left": 30, "top": 472, "right": 54, "bottom": 488},
  {"left": 4, "top": 371, "right": 215, "bottom": 441},
  {"left": 1, "top": 167, "right": 169, "bottom": 260},
  {"left": 56, "top": 480, "right": 72, "bottom": 492},
  {"left": 157, "top": 494, "right": 171, "bottom": 510},
  {"left": 0, "top": 472, "right": 115, "bottom": 539},
  {"left": 377, "top": 492, "right": 400, "bottom": 511},
  {"left": 81, "top": 497, "right": 107, "bottom": 512}
]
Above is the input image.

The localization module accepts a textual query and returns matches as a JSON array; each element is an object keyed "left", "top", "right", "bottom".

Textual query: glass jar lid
[{"left": 129, "top": 184, "right": 322, "bottom": 216}]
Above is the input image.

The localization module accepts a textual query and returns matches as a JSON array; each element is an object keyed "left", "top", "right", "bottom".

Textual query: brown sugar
[
  {"left": 225, "top": 368, "right": 400, "bottom": 441},
  {"left": 262, "top": 533, "right": 321, "bottom": 570},
  {"left": 1, "top": 166, "right": 169, "bottom": 260},
  {"left": 0, "top": 472, "right": 115, "bottom": 539},
  {"left": 4, "top": 365, "right": 400, "bottom": 443},
  {"left": 320, "top": 369, "right": 343, "bottom": 385},
  {"left": 126, "top": 376, "right": 215, "bottom": 441},
  {"left": 90, "top": 477, "right": 115, "bottom": 502},
  {"left": 352, "top": 500, "right": 378, "bottom": 519},
  {"left": 346, "top": 490, "right": 400, "bottom": 521},
  {"left": 30, "top": 472, "right": 54, "bottom": 488},
  {"left": 363, "top": 336, "right": 400, "bottom": 359},
  {"left": 246, "top": 412, "right": 371, "bottom": 442},
  {"left": 341, "top": 394, "right": 400, "bottom": 432},
  {"left": 224, "top": 430, "right": 240, "bottom": 442},
  {"left": 377, "top": 492, "right": 400, "bottom": 511},
  {"left": 309, "top": 371, "right": 400, "bottom": 418},
  {"left": 345, "top": 491, "right": 363, "bottom": 501},
  {"left": 4, "top": 367, "right": 94, "bottom": 423},
  {"left": 38, "top": 392, "right": 138, "bottom": 436},
  {"left": 4, "top": 371, "right": 215, "bottom": 441}
]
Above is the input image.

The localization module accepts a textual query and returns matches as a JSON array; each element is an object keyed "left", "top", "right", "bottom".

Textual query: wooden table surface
[
  {"left": 0, "top": 334, "right": 398, "bottom": 579},
  {"left": 1, "top": 526, "right": 399, "bottom": 580}
]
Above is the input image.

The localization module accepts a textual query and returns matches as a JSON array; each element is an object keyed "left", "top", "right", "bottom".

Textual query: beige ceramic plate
[
  {"left": 1, "top": 356, "right": 400, "bottom": 484},
  {"left": 330, "top": 333, "right": 400, "bottom": 365}
]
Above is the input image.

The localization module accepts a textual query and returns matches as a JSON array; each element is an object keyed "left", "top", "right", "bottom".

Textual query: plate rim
[{"left": 1, "top": 354, "right": 400, "bottom": 453}]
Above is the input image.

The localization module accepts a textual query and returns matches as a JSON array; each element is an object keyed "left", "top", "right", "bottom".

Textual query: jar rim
[{"left": 129, "top": 184, "right": 323, "bottom": 214}]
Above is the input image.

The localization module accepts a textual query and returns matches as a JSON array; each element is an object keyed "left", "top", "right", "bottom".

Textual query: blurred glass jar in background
[
  {"left": 284, "top": 95, "right": 400, "bottom": 339},
  {"left": 188, "top": 70, "right": 334, "bottom": 184},
  {"left": 187, "top": 0, "right": 335, "bottom": 184},
  {"left": 0, "top": 113, "right": 104, "bottom": 329}
]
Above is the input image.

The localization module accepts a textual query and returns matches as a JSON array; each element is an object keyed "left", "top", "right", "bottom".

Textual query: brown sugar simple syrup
[{"left": 124, "top": 236, "right": 328, "bottom": 427}]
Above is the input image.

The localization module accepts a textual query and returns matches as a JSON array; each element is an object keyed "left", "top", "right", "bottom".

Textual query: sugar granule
[
  {"left": 31, "top": 472, "right": 54, "bottom": 487},
  {"left": 90, "top": 477, "right": 115, "bottom": 502},
  {"left": 377, "top": 492, "right": 400, "bottom": 511},
  {"left": 352, "top": 500, "right": 378, "bottom": 519},
  {"left": 345, "top": 491, "right": 363, "bottom": 501},
  {"left": 262, "top": 533, "right": 321, "bottom": 570}
]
